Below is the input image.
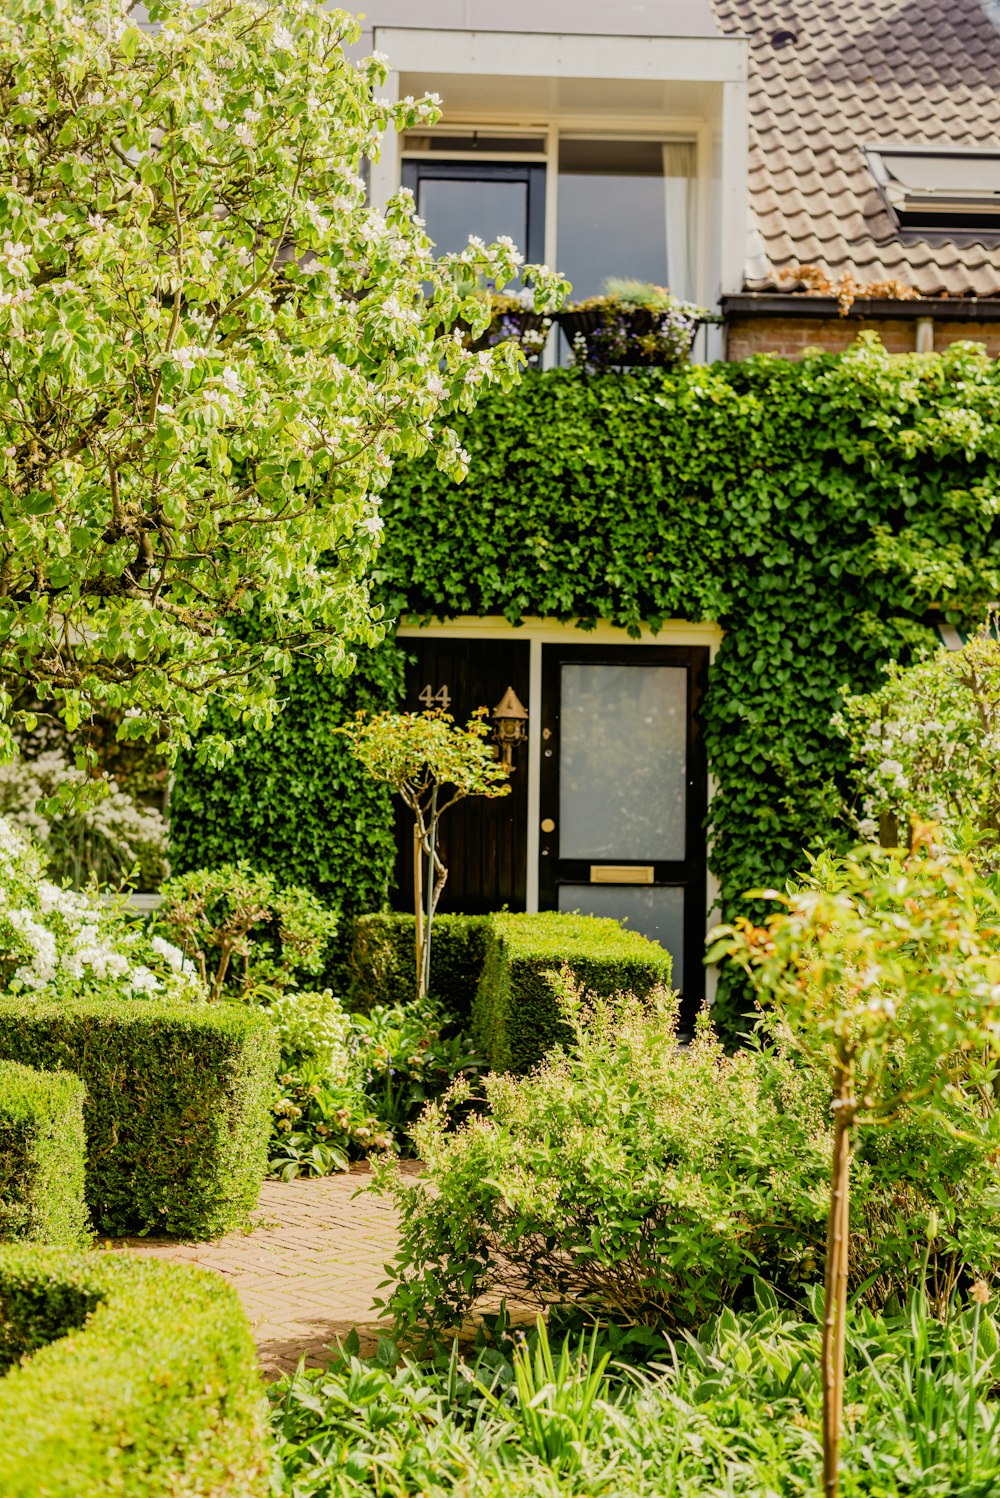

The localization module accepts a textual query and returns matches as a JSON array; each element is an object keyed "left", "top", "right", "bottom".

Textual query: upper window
[
  {"left": 401, "top": 158, "right": 546, "bottom": 265},
  {"left": 865, "top": 145, "right": 1000, "bottom": 231},
  {"left": 557, "top": 138, "right": 695, "bottom": 301}
]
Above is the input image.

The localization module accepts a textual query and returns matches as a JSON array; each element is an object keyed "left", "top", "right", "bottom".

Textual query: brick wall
[{"left": 726, "top": 316, "right": 1000, "bottom": 361}]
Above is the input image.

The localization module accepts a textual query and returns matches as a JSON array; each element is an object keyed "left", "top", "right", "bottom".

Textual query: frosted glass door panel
[
  {"left": 558, "top": 885, "right": 684, "bottom": 990},
  {"left": 559, "top": 665, "right": 686, "bottom": 860}
]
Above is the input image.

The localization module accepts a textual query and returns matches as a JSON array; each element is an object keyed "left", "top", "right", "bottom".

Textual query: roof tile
[{"left": 713, "top": 0, "right": 1000, "bottom": 294}]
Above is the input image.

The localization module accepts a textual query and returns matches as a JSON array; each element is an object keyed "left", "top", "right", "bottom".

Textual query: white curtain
[{"left": 663, "top": 142, "right": 696, "bottom": 301}]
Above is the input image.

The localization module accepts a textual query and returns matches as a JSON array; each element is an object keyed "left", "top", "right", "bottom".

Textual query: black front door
[
  {"left": 539, "top": 643, "right": 709, "bottom": 1022},
  {"left": 394, "top": 636, "right": 530, "bottom": 914}
]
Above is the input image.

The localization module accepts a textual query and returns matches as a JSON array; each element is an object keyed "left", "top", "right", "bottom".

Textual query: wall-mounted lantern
[{"left": 491, "top": 686, "right": 528, "bottom": 769}]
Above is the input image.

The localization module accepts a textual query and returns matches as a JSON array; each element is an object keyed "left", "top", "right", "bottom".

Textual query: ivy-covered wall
[
  {"left": 169, "top": 646, "right": 404, "bottom": 918},
  {"left": 169, "top": 338, "right": 1000, "bottom": 1027}
]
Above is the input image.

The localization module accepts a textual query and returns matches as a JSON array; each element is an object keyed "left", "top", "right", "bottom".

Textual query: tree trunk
[
  {"left": 421, "top": 787, "right": 438, "bottom": 1000},
  {"left": 822, "top": 1051, "right": 854, "bottom": 1498},
  {"left": 413, "top": 821, "right": 425, "bottom": 1000}
]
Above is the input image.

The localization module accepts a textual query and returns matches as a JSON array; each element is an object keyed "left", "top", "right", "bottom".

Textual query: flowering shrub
[
  {"left": 0, "top": 751, "right": 167, "bottom": 890},
  {"left": 0, "top": 817, "right": 201, "bottom": 1002},
  {"left": 0, "top": 0, "right": 566, "bottom": 758},
  {"left": 838, "top": 622, "right": 1000, "bottom": 866},
  {"left": 376, "top": 975, "right": 1000, "bottom": 1344}
]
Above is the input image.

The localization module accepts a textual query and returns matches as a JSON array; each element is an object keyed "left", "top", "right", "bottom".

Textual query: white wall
[{"left": 355, "top": 1, "right": 720, "bottom": 42}]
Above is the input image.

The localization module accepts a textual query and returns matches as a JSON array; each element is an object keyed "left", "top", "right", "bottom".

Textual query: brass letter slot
[{"left": 589, "top": 865, "right": 654, "bottom": 885}]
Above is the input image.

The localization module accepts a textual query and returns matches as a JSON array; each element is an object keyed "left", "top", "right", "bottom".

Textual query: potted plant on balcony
[
  {"left": 558, "top": 278, "right": 706, "bottom": 370},
  {"left": 462, "top": 288, "right": 552, "bottom": 362}
]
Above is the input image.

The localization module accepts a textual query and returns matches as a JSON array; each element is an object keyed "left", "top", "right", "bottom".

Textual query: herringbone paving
[{"left": 113, "top": 1163, "right": 418, "bottom": 1378}]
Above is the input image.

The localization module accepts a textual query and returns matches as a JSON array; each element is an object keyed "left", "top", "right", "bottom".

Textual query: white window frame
[{"left": 401, "top": 122, "right": 709, "bottom": 361}]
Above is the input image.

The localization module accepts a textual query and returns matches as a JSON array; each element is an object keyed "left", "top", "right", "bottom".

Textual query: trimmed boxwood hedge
[
  {"left": 348, "top": 911, "right": 489, "bottom": 1018},
  {"left": 471, "top": 911, "right": 674, "bottom": 1073},
  {"left": 0, "top": 1246, "right": 268, "bottom": 1495},
  {"left": 0, "top": 1061, "right": 89, "bottom": 1246},
  {"left": 0, "top": 998, "right": 278, "bottom": 1239}
]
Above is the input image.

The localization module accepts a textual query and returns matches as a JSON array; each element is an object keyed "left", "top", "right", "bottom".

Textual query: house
[
  {"left": 362, "top": 0, "right": 1000, "bottom": 360},
  {"left": 356, "top": 0, "right": 1000, "bottom": 1009},
  {"left": 173, "top": 3, "right": 1000, "bottom": 1026}
]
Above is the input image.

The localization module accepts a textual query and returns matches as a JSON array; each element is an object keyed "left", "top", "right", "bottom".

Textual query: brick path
[{"left": 116, "top": 1163, "right": 419, "bottom": 1378}]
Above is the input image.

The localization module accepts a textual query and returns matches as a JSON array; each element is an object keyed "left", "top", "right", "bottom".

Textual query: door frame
[
  {"left": 395, "top": 615, "right": 723, "bottom": 996},
  {"left": 538, "top": 641, "right": 709, "bottom": 1016}
]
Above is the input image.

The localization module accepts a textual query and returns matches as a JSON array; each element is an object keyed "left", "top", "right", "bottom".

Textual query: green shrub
[
  {"left": 0, "top": 998, "right": 278, "bottom": 1238},
  {"left": 155, "top": 864, "right": 339, "bottom": 1003},
  {"left": 0, "top": 1246, "right": 267, "bottom": 1495},
  {"left": 0, "top": 1061, "right": 89, "bottom": 1246},
  {"left": 169, "top": 646, "right": 404, "bottom": 924},
  {"left": 471, "top": 911, "right": 673, "bottom": 1073},
  {"left": 266, "top": 988, "right": 483, "bottom": 1179},
  {"left": 348, "top": 912, "right": 488, "bottom": 1017},
  {"left": 378, "top": 984, "right": 1000, "bottom": 1343}
]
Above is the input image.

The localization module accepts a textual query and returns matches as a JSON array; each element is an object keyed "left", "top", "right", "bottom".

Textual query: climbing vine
[{"left": 171, "top": 337, "right": 1000, "bottom": 1032}]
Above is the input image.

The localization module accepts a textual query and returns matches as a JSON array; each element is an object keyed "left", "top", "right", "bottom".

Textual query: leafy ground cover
[{"left": 269, "top": 1290, "right": 1000, "bottom": 1498}]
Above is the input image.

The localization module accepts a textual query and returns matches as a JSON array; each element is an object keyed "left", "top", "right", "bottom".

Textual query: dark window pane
[
  {"left": 406, "top": 133, "right": 545, "bottom": 154},
  {"left": 559, "top": 138, "right": 664, "bottom": 176},
  {"left": 557, "top": 884, "right": 685, "bottom": 988},
  {"left": 417, "top": 177, "right": 529, "bottom": 255},
  {"left": 558, "top": 138, "right": 668, "bottom": 301}
]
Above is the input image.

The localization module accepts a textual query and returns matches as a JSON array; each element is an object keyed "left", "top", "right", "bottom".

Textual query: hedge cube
[
  {"left": 348, "top": 911, "right": 489, "bottom": 1018},
  {"left": 0, "top": 1061, "right": 89, "bottom": 1246},
  {"left": 472, "top": 911, "right": 674, "bottom": 1073},
  {"left": 0, "top": 1246, "right": 268, "bottom": 1495},
  {"left": 0, "top": 998, "right": 278, "bottom": 1239}
]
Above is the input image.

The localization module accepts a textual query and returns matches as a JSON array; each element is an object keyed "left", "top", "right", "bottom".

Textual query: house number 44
[{"left": 418, "top": 683, "right": 451, "bottom": 710}]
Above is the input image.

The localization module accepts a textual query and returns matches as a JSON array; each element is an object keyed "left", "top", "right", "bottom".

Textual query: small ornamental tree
[
  {"left": 839, "top": 618, "right": 1000, "bottom": 867},
  {"left": 711, "top": 831, "right": 1000, "bottom": 1498},
  {"left": 345, "top": 710, "right": 509, "bottom": 997},
  {"left": 154, "top": 864, "right": 338, "bottom": 1002},
  {"left": 0, "top": 0, "right": 565, "bottom": 765}
]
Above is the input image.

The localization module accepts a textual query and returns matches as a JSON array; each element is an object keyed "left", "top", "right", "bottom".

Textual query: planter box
[{"left": 557, "top": 305, "right": 699, "bottom": 368}]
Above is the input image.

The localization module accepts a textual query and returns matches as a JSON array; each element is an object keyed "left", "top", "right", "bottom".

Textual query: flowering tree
[
  {"left": 344, "top": 710, "right": 510, "bottom": 997},
  {"left": 712, "top": 833, "right": 1000, "bottom": 1498},
  {"left": 838, "top": 620, "right": 1000, "bottom": 866},
  {"left": 0, "top": 0, "right": 565, "bottom": 765}
]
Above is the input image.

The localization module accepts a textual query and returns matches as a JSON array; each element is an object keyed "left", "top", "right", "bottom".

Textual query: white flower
[
  {"left": 170, "top": 344, "right": 211, "bottom": 372},
  {"left": 0, "top": 241, "right": 31, "bottom": 277},
  {"left": 150, "top": 934, "right": 194, "bottom": 974},
  {"left": 234, "top": 123, "right": 255, "bottom": 149},
  {"left": 129, "top": 965, "right": 161, "bottom": 995},
  {"left": 273, "top": 25, "right": 295, "bottom": 50},
  {"left": 220, "top": 366, "right": 243, "bottom": 394}
]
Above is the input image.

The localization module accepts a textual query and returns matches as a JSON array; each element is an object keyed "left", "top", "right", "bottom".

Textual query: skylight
[{"left": 865, "top": 144, "right": 1000, "bottom": 230}]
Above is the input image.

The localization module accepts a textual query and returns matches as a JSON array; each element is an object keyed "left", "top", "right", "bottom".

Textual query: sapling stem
[{"left": 822, "top": 1049, "right": 854, "bottom": 1498}]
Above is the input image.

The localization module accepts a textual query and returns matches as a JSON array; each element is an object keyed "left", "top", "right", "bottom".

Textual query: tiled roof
[{"left": 712, "top": 0, "right": 1000, "bottom": 296}]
